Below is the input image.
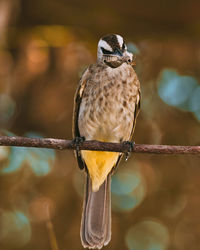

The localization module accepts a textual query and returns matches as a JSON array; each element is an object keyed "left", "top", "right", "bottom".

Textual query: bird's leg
[
  {"left": 73, "top": 136, "right": 85, "bottom": 157},
  {"left": 122, "top": 141, "right": 135, "bottom": 161}
]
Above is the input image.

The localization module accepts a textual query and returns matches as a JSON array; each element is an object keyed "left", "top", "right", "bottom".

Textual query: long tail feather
[{"left": 81, "top": 174, "right": 111, "bottom": 249}]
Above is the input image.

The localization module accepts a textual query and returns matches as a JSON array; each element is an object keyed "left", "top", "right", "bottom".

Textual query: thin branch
[{"left": 0, "top": 136, "right": 199, "bottom": 154}]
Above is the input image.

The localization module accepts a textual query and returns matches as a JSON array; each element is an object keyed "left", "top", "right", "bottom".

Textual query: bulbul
[{"left": 73, "top": 34, "right": 141, "bottom": 249}]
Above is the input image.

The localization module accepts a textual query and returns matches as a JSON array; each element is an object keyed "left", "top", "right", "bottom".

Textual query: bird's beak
[
  {"left": 113, "top": 49, "right": 133, "bottom": 64},
  {"left": 114, "top": 48, "right": 123, "bottom": 57},
  {"left": 103, "top": 50, "right": 134, "bottom": 68},
  {"left": 122, "top": 51, "right": 133, "bottom": 64}
]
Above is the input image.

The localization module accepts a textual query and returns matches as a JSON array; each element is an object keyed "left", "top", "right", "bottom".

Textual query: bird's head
[{"left": 97, "top": 34, "right": 133, "bottom": 68}]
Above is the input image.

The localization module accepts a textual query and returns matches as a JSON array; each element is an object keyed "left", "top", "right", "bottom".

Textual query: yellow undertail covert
[{"left": 81, "top": 150, "right": 120, "bottom": 191}]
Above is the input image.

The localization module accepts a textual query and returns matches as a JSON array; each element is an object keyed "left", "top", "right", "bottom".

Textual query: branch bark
[{"left": 0, "top": 136, "right": 199, "bottom": 154}]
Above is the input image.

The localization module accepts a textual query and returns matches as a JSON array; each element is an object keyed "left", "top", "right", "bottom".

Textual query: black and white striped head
[{"left": 97, "top": 34, "right": 133, "bottom": 68}]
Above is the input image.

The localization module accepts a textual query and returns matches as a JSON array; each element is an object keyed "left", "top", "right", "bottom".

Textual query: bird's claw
[
  {"left": 123, "top": 141, "right": 135, "bottom": 161},
  {"left": 73, "top": 136, "right": 85, "bottom": 156}
]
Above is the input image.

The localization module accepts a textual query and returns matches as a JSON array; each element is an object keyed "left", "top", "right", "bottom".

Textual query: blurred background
[{"left": 0, "top": 0, "right": 200, "bottom": 249}]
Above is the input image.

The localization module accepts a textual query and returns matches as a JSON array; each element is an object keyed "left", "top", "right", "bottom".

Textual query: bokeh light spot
[
  {"left": 158, "top": 69, "right": 198, "bottom": 108},
  {"left": 127, "top": 42, "right": 140, "bottom": 55},
  {"left": 26, "top": 147, "right": 55, "bottom": 176},
  {"left": 0, "top": 131, "right": 55, "bottom": 175},
  {"left": 158, "top": 69, "right": 200, "bottom": 121},
  {"left": 0, "top": 147, "right": 27, "bottom": 174},
  {"left": 112, "top": 194, "right": 138, "bottom": 211},
  {"left": 0, "top": 210, "right": 31, "bottom": 248},
  {"left": 111, "top": 167, "right": 146, "bottom": 212},
  {"left": 29, "top": 196, "right": 55, "bottom": 222},
  {"left": 111, "top": 171, "right": 140, "bottom": 195},
  {"left": 125, "top": 220, "right": 170, "bottom": 250}
]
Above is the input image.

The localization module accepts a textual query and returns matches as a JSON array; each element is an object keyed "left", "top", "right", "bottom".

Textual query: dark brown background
[{"left": 0, "top": 0, "right": 200, "bottom": 249}]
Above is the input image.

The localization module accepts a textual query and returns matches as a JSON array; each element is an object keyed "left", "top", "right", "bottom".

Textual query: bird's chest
[
  {"left": 78, "top": 65, "right": 137, "bottom": 141},
  {"left": 94, "top": 80, "right": 134, "bottom": 123}
]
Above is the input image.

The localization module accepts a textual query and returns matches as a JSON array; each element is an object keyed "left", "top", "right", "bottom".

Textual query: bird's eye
[
  {"left": 101, "top": 47, "right": 113, "bottom": 55},
  {"left": 122, "top": 43, "right": 126, "bottom": 51}
]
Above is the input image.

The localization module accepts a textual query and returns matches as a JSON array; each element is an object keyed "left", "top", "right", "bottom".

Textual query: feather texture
[
  {"left": 72, "top": 34, "right": 141, "bottom": 249},
  {"left": 81, "top": 174, "right": 111, "bottom": 249}
]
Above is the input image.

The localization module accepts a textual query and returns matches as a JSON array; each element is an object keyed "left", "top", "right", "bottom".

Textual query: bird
[{"left": 73, "top": 34, "right": 141, "bottom": 249}]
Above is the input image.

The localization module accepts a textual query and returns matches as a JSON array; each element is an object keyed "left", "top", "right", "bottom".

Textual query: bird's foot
[
  {"left": 73, "top": 136, "right": 85, "bottom": 156},
  {"left": 122, "top": 141, "right": 135, "bottom": 161}
]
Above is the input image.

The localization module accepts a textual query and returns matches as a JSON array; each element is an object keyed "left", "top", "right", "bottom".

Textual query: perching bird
[{"left": 73, "top": 34, "right": 141, "bottom": 249}]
